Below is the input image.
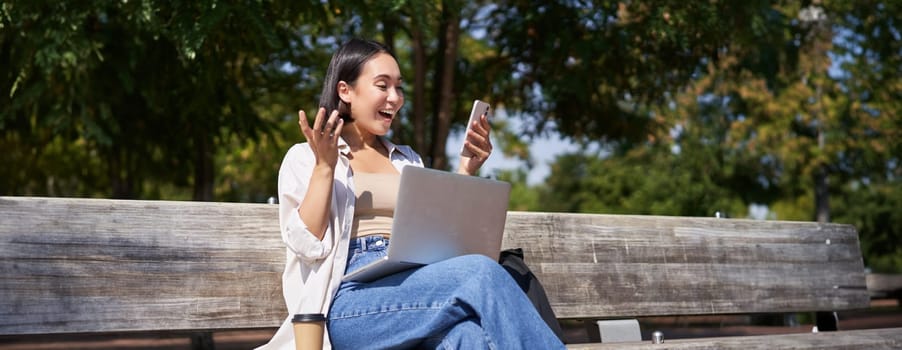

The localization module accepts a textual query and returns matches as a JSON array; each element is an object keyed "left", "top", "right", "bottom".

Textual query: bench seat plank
[
  {"left": 565, "top": 327, "right": 902, "bottom": 349},
  {"left": 867, "top": 273, "right": 902, "bottom": 299}
]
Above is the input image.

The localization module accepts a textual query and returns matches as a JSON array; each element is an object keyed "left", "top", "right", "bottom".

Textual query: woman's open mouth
[{"left": 378, "top": 109, "right": 395, "bottom": 120}]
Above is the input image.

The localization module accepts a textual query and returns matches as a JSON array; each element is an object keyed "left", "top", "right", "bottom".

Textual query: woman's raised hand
[
  {"left": 299, "top": 108, "right": 344, "bottom": 168},
  {"left": 457, "top": 113, "right": 493, "bottom": 176}
]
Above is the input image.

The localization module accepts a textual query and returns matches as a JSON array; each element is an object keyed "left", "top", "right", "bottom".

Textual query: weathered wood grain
[
  {"left": 565, "top": 327, "right": 902, "bottom": 349},
  {"left": 0, "top": 196, "right": 870, "bottom": 336},
  {"left": 866, "top": 273, "right": 902, "bottom": 299},
  {"left": 0, "top": 197, "right": 284, "bottom": 335},
  {"left": 501, "top": 212, "right": 870, "bottom": 319}
]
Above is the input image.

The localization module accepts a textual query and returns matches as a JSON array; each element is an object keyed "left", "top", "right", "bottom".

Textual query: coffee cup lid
[{"left": 292, "top": 313, "right": 327, "bottom": 322}]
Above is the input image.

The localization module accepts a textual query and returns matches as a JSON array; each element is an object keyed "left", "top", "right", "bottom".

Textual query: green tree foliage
[
  {"left": 494, "top": 168, "right": 540, "bottom": 211},
  {"left": 539, "top": 145, "right": 745, "bottom": 217},
  {"left": 833, "top": 182, "right": 902, "bottom": 272},
  {"left": 534, "top": 1, "right": 902, "bottom": 271},
  {"left": 828, "top": 0, "right": 902, "bottom": 271},
  {"left": 482, "top": 0, "right": 785, "bottom": 142},
  {"left": 0, "top": 0, "right": 519, "bottom": 199},
  {"left": 1, "top": 0, "right": 330, "bottom": 200}
]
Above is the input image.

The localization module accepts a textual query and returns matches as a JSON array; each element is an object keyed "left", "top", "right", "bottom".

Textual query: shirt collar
[{"left": 338, "top": 136, "right": 411, "bottom": 159}]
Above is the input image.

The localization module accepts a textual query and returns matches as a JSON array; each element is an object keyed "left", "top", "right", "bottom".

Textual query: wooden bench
[
  {"left": 1, "top": 196, "right": 900, "bottom": 349},
  {"left": 867, "top": 273, "right": 902, "bottom": 303}
]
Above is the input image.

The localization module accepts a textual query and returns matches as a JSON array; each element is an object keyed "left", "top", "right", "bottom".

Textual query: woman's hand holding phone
[{"left": 457, "top": 100, "right": 493, "bottom": 176}]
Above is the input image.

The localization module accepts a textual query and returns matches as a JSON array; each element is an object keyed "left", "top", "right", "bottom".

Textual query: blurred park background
[{"left": 1, "top": 0, "right": 900, "bottom": 280}]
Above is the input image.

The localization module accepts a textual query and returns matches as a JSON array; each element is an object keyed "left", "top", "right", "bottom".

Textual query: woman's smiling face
[{"left": 341, "top": 52, "right": 404, "bottom": 137}]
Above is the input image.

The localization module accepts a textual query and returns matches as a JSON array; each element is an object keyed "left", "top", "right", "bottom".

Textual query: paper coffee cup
[{"left": 292, "top": 313, "right": 326, "bottom": 350}]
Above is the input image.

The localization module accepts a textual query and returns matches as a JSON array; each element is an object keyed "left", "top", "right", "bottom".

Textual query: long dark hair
[{"left": 319, "top": 38, "right": 396, "bottom": 122}]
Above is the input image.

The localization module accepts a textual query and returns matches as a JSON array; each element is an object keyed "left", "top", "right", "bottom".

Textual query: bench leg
[
  {"left": 815, "top": 311, "right": 838, "bottom": 331},
  {"left": 596, "top": 319, "right": 642, "bottom": 343},
  {"left": 191, "top": 332, "right": 215, "bottom": 350}
]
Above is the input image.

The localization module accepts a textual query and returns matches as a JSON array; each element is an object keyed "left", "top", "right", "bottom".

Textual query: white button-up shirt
[{"left": 257, "top": 137, "right": 423, "bottom": 350}]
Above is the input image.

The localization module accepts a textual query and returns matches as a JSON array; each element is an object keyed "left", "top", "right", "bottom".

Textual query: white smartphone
[{"left": 460, "top": 99, "right": 491, "bottom": 157}]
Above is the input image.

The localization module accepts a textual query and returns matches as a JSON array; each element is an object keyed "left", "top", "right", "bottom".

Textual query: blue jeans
[{"left": 328, "top": 235, "right": 566, "bottom": 350}]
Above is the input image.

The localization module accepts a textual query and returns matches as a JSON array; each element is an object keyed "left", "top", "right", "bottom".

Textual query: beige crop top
[{"left": 351, "top": 172, "right": 400, "bottom": 238}]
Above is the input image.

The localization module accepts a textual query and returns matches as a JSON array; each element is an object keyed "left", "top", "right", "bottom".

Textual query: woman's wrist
[
  {"left": 456, "top": 160, "right": 476, "bottom": 176},
  {"left": 313, "top": 163, "right": 335, "bottom": 175}
]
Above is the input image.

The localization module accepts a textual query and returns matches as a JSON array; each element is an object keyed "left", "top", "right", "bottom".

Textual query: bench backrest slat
[
  {"left": 502, "top": 212, "right": 869, "bottom": 319},
  {"left": 0, "top": 197, "right": 870, "bottom": 335},
  {"left": 0, "top": 197, "right": 284, "bottom": 335}
]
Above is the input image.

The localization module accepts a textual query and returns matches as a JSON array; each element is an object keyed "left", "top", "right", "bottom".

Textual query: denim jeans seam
[{"left": 330, "top": 302, "right": 448, "bottom": 320}]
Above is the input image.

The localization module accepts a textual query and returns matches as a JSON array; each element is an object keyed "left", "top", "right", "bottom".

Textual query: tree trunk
[
  {"left": 411, "top": 26, "right": 428, "bottom": 156},
  {"left": 193, "top": 134, "right": 214, "bottom": 201},
  {"left": 109, "top": 147, "right": 133, "bottom": 199},
  {"left": 809, "top": 12, "right": 832, "bottom": 224},
  {"left": 815, "top": 165, "right": 830, "bottom": 223},
  {"left": 384, "top": 17, "right": 411, "bottom": 147},
  {"left": 429, "top": 2, "right": 460, "bottom": 170},
  {"left": 383, "top": 19, "right": 397, "bottom": 54}
]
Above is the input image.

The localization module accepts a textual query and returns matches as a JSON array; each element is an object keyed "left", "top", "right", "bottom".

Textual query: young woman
[{"left": 258, "top": 38, "right": 565, "bottom": 350}]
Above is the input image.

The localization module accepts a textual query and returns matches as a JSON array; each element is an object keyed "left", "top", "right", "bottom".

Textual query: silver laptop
[{"left": 342, "top": 165, "right": 512, "bottom": 283}]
